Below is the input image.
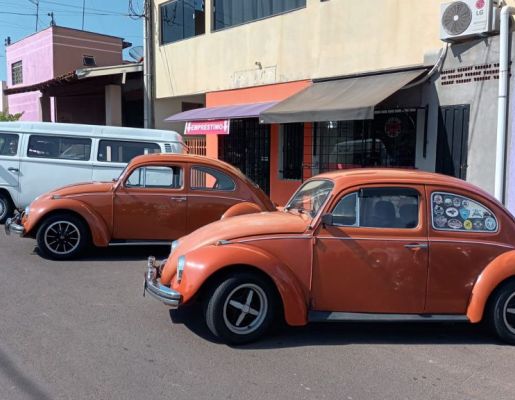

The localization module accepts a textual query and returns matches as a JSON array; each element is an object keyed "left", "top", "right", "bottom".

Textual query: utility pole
[
  {"left": 143, "top": 0, "right": 155, "bottom": 129},
  {"left": 82, "top": 0, "right": 86, "bottom": 30},
  {"left": 29, "top": 0, "right": 39, "bottom": 32}
]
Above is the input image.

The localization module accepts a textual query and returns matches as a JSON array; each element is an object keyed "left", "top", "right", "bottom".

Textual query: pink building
[{"left": 5, "top": 26, "right": 129, "bottom": 122}]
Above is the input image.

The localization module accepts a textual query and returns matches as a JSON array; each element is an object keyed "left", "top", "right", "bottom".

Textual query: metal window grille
[
  {"left": 184, "top": 136, "right": 206, "bottom": 156},
  {"left": 281, "top": 123, "right": 304, "bottom": 180},
  {"left": 218, "top": 118, "right": 271, "bottom": 194},
  {"left": 11, "top": 61, "right": 22, "bottom": 85}
]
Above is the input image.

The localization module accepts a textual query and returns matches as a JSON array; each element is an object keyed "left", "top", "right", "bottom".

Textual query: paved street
[{"left": 0, "top": 230, "right": 514, "bottom": 400}]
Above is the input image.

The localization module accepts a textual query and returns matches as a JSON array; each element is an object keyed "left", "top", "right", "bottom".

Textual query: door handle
[
  {"left": 7, "top": 167, "right": 19, "bottom": 173},
  {"left": 404, "top": 243, "right": 428, "bottom": 249},
  {"left": 171, "top": 197, "right": 187, "bottom": 202}
]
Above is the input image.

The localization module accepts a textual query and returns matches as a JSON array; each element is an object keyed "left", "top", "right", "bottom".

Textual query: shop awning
[
  {"left": 165, "top": 101, "right": 279, "bottom": 122},
  {"left": 259, "top": 69, "right": 427, "bottom": 124}
]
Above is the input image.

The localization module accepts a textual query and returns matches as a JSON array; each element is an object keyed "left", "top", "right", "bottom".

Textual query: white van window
[
  {"left": 0, "top": 133, "right": 19, "bottom": 156},
  {"left": 97, "top": 140, "right": 161, "bottom": 163},
  {"left": 27, "top": 135, "right": 92, "bottom": 161}
]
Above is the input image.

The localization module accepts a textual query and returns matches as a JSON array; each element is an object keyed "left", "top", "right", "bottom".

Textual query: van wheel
[
  {"left": 488, "top": 280, "right": 515, "bottom": 345},
  {"left": 0, "top": 193, "right": 14, "bottom": 224},
  {"left": 36, "top": 214, "right": 89, "bottom": 260},
  {"left": 204, "top": 272, "right": 276, "bottom": 345}
]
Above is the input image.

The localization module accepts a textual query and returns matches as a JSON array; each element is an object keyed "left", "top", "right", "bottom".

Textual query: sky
[{"left": 0, "top": 0, "right": 144, "bottom": 81}]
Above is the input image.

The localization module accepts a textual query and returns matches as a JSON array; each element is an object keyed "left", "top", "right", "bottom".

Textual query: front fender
[
  {"left": 25, "top": 199, "right": 111, "bottom": 247},
  {"left": 173, "top": 243, "right": 308, "bottom": 326},
  {"left": 467, "top": 250, "right": 515, "bottom": 323}
]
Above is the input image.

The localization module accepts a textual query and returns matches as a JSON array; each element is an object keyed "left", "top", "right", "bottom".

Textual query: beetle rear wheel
[
  {"left": 204, "top": 272, "right": 276, "bottom": 344},
  {"left": 488, "top": 280, "right": 515, "bottom": 345},
  {"left": 36, "top": 214, "right": 89, "bottom": 260}
]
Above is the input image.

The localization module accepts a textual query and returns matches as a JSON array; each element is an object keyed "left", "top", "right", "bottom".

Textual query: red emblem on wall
[{"left": 476, "top": 0, "right": 485, "bottom": 9}]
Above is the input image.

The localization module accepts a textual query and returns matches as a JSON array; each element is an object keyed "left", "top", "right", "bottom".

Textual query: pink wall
[{"left": 5, "top": 26, "right": 124, "bottom": 122}]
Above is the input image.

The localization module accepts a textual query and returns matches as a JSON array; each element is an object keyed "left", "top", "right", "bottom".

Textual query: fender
[
  {"left": 24, "top": 199, "right": 111, "bottom": 247},
  {"left": 467, "top": 250, "right": 515, "bottom": 322},
  {"left": 221, "top": 202, "right": 263, "bottom": 220},
  {"left": 172, "top": 243, "right": 309, "bottom": 326}
]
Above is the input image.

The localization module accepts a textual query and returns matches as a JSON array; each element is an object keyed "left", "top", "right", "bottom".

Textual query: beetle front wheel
[
  {"left": 488, "top": 280, "right": 515, "bottom": 345},
  {"left": 36, "top": 214, "right": 89, "bottom": 260},
  {"left": 204, "top": 272, "right": 277, "bottom": 344}
]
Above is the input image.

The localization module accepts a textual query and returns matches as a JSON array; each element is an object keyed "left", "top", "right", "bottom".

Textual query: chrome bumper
[
  {"left": 144, "top": 256, "right": 181, "bottom": 308},
  {"left": 5, "top": 215, "right": 24, "bottom": 236}
]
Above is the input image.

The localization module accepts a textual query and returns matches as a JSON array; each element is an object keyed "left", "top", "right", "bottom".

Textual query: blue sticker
[{"left": 459, "top": 208, "right": 470, "bottom": 220}]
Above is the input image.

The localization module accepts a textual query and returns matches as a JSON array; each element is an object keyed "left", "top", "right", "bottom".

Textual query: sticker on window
[{"left": 431, "top": 192, "right": 498, "bottom": 233}]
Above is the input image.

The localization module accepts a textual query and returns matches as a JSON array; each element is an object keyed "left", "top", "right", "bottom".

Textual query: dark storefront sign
[
  {"left": 218, "top": 118, "right": 271, "bottom": 194},
  {"left": 309, "top": 110, "right": 418, "bottom": 175}
]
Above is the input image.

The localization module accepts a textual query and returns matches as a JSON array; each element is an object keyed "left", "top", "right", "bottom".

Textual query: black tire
[
  {"left": 36, "top": 213, "right": 90, "bottom": 260},
  {"left": 0, "top": 192, "right": 14, "bottom": 224},
  {"left": 488, "top": 280, "right": 515, "bottom": 345},
  {"left": 204, "top": 272, "right": 277, "bottom": 345}
]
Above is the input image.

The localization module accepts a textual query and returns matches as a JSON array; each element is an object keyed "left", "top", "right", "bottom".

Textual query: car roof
[{"left": 0, "top": 122, "right": 183, "bottom": 143}]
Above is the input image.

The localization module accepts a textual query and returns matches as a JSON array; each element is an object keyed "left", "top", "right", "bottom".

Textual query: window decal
[{"left": 431, "top": 192, "right": 498, "bottom": 232}]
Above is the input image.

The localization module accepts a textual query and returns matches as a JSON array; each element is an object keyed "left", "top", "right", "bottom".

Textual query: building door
[
  {"left": 436, "top": 105, "right": 470, "bottom": 179},
  {"left": 218, "top": 118, "right": 271, "bottom": 194}
]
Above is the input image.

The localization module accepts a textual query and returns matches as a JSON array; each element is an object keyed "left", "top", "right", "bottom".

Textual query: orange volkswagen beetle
[
  {"left": 145, "top": 169, "right": 515, "bottom": 344},
  {"left": 6, "top": 154, "right": 274, "bottom": 259}
]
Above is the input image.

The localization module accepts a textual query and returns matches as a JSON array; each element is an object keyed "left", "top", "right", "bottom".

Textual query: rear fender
[
  {"left": 175, "top": 243, "right": 308, "bottom": 326},
  {"left": 25, "top": 199, "right": 110, "bottom": 247},
  {"left": 221, "top": 202, "right": 263, "bottom": 220},
  {"left": 467, "top": 250, "right": 515, "bottom": 322}
]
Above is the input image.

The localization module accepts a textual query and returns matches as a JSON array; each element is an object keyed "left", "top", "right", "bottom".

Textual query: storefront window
[
  {"left": 213, "top": 0, "right": 306, "bottom": 31},
  {"left": 160, "top": 0, "right": 205, "bottom": 45},
  {"left": 281, "top": 123, "right": 304, "bottom": 180},
  {"left": 312, "top": 111, "right": 417, "bottom": 174}
]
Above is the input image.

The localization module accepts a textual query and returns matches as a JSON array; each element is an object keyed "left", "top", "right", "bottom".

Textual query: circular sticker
[
  {"left": 434, "top": 194, "right": 443, "bottom": 205},
  {"left": 453, "top": 197, "right": 462, "bottom": 207},
  {"left": 444, "top": 198, "right": 453, "bottom": 206},
  {"left": 473, "top": 220, "right": 484, "bottom": 230},
  {"left": 462, "top": 200, "right": 469, "bottom": 208},
  {"left": 485, "top": 217, "right": 497, "bottom": 231},
  {"left": 434, "top": 216, "right": 448, "bottom": 228},
  {"left": 434, "top": 205, "right": 445, "bottom": 216},
  {"left": 448, "top": 219, "right": 463, "bottom": 230},
  {"left": 445, "top": 207, "right": 459, "bottom": 218},
  {"left": 464, "top": 220, "right": 473, "bottom": 230}
]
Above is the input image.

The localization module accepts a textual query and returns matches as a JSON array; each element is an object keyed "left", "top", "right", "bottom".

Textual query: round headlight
[
  {"left": 24, "top": 206, "right": 30, "bottom": 217},
  {"left": 176, "top": 255, "right": 186, "bottom": 283}
]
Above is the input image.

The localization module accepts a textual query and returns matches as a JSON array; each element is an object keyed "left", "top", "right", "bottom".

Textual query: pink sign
[{"left": 185, "top": 120, "right": 230, "bottom": 135}]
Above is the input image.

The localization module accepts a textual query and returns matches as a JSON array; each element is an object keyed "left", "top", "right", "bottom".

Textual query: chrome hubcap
[
  {"left": 44, "top": 221, "right": 81, "bottom": 255},
  {"left": 503, "top": 292, "right": 515, "bottom": 335},
  {"left": 223, "top": 283, "right": 268, "bottom": 335}
]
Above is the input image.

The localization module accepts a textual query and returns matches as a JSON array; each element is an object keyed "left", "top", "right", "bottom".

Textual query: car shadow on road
[
  {"left": 33, "top": 245, "right": 170, "bottom": 262},
  {"left": 169, "top": 306, "right": 502, "bottom": 348}
]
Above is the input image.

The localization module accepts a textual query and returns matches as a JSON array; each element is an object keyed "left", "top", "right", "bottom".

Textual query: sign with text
[{"left": 185, "top": 120, "right": 230, "bottom": 135}]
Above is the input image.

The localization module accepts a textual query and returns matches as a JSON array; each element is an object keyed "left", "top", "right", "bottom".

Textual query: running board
[
  {"left": 108, "top": 241, "right": 172, "bottom": 247},
  {"left": 308, "top": 311, "right": 469, "bottom": 323}
]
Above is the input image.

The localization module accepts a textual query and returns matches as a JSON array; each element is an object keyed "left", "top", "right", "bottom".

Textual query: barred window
[{"left": 11, "top": 61, "right": 22, "bottom": 85}]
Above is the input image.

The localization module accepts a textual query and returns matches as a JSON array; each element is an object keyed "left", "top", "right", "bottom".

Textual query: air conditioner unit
[{"left": 440, "top": 0, "right": 500, "bottom": 43}]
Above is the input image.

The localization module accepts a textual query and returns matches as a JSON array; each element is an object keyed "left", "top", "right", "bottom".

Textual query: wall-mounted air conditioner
[{"left": 440, "top": 0, "right": 500, "bottom": 43}]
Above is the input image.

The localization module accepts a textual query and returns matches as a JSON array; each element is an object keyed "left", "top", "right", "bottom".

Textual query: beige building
[{"left": 152, "top": 0, "right": 515, "bottom": 209}]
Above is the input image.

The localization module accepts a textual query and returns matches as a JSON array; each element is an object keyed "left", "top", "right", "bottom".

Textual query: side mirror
[{"left": 321, "top": 213, "right": 334, "bottom": 227}]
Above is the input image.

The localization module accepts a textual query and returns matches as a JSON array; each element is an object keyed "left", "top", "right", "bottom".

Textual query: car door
[
  {"left": 112, "top": 163, "right": 187, "bottom": 241},
  {"left": 186, "top": 164, "right": 243, "bottom": 232},
  {"left": 0, "top": 132, "right": 21, "bottom": 205},
  {"left": 312, "top": 185, "right": 429, "bottom": 314}
]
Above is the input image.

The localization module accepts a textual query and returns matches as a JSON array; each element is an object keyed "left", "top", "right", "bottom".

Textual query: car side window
[
  {"left": 97, "top": 140, "right": 161, "bottom": 163},
  {"left": 431, "top": 192, "right": 498, "bottom": 232},
  {"left": 191, "top": 166, "right": 236, "bottom": 191},
  {"left": 332, "top": 187, "right": 419, "bottom": 229},
  {"left": 27, "top": 135, "right": 91, "bottom": 161},
  {"left": 0, "top": 133, "right": 19, "bottom": 156},
  {"left": 126, "top": 166, "right": 183, "bottom": 189}
]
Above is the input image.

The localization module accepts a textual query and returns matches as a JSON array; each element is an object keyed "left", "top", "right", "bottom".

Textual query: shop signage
[{"left": 185, "top": 120, "right": 230, "bottom": 135}]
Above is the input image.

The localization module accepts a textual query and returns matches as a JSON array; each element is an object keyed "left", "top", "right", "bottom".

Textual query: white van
[{"left": 0, "top": 122, "right": 185, "bottom": 222}]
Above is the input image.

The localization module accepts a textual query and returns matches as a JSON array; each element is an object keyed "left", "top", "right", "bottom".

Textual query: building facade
[
  {"left": 152, "top": 0, "right": 515, "bottom": 209},
  {"left": 5, "top": 26, "right": 130, "bottom": 125}
]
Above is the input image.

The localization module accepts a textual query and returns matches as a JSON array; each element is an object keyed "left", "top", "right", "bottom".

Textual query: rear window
[
  {"left": 0, "top": 133, "right": 19, "bottom": 156},
  {"left": 27, "top": 135, "right": 91, "bottom": 161},
  {"left": 97, "top": 140, "right": 161, "bottom": 163}
]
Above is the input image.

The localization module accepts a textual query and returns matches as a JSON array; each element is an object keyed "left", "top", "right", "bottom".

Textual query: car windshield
[{"left": 285, "top": 180, "right": 334, "bottom": 217}]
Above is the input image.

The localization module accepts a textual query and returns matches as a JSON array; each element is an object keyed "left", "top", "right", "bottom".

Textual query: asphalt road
[{"left": 1, "top": 230, "right": 514, "bottom": 400}]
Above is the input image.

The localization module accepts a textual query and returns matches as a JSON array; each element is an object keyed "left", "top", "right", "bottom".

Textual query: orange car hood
[
  {"left": 180, "top": 211, "right": 309, "bottom": 252},
  {"left": 51, "top": 181, "right": 114, "bottom": 197}
]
